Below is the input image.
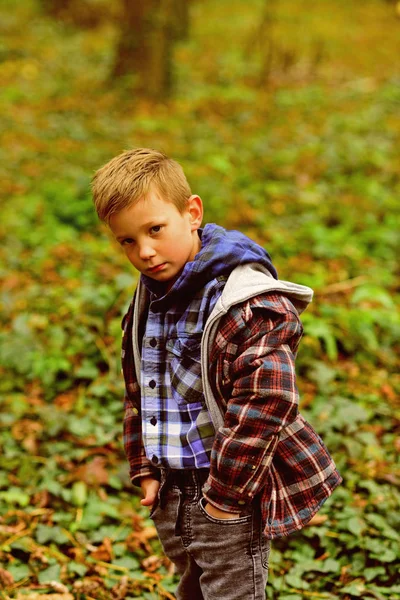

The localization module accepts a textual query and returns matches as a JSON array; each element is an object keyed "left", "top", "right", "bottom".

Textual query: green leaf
[
  {"left": 302, "top": 317, "right": 338, "bottom": 360},
  {"left": 0, "top": 487, "right": 30, "bottom": 507},
  {"left": 366, "top": 513, "right": 400, "bottom": 541},
  {"left": 366, "top": 537, "right": 399, "bottom": 562},
  {"left": 36, "top": 524, "right": 69, "bottom": 545},
  {"left": 347, "top": 516, "right": 366, "bottom": 536},
  {"left": 38, "top": 563, "right": 61, "bottom": 584},
  {"left": 112, "top": 556, "right": 141, "bottom": 574},
  {"left": 67, "top": 414, "right": 95, "bottom": 437},
  {"left": 352, "top": 285, "right": 394, "bottom": 309},
  {"left": 68, "top": 561, "right": 88, "bottom": 576},
  {"left": 340, "top": 581, "right": 366, "bottom": 596},
  {"left": 71, "top": 481, "right": 88, "bottom": 507},
  {"left": 364, "top": 567, "right": 386, "bottom": 582},
  {"left": 317, "top": 558, "right": 340, "bottom": 573},
  {"left": 6, "top": 563, "right": 31, "bottom": 582},
  {"left": 285, "top": 574, "right": 310, "bottom": 590}
]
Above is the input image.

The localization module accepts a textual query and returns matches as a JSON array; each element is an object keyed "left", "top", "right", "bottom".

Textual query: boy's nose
[{"left": 138, "top": 244, "right": 156, "bottom": 260}]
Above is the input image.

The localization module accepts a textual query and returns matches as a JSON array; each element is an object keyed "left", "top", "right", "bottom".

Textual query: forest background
[{"left": 0, "top": 0, "right": 399, "bottom": 599}]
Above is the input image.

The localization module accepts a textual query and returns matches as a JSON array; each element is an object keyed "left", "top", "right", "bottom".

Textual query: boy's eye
[
  {"left": 150, "top": 225, "right": 162, "bottom": 234},
  {"left": 121, "top": 238, "right": 134, "bottom": 246}
]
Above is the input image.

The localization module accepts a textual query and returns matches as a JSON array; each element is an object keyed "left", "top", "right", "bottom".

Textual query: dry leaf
[
  {"left": 72, "top": 456, "right": 109, "bottom": 486},
  {"left": 0, "top": 567, "right": 14, "bottom": 586},
  {"left": 90, "top": 537, "right": 113, "bottom": 562},
  {"left": 15, "top": 595, "right": 74, "bottom": 600},
  {"left": 126, "top": 526, "right": 158, "bottom": 553},
  {"left": 307, "top": 514, "right": 328, "bottom": 526},
  {"left": 142, "top": 554, "right": 163, "bottom": 572}
]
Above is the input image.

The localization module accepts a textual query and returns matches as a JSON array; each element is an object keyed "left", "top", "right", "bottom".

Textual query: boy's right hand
[{"left": 140, "top": 476, "right": 160, "bottom": 509}]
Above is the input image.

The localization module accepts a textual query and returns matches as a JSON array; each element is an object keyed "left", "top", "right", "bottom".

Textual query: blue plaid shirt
[
  {"left": 136, "top": 224, "right": 277, "bottom": 470},
  {"left": 139, "top": 277, "right": 225, "bottom": 469}
]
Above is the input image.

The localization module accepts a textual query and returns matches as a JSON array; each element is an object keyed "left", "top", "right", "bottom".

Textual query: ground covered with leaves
[{"left": 1, "top": 0, "right": 400, "bottom": 598}]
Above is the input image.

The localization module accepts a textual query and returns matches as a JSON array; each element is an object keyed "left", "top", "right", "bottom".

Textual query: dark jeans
[{"left": 150, "top": 469, "right": 270, "bottom": 600}]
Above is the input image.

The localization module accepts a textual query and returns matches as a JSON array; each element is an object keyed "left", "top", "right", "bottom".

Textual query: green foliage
[{"left": 0, "top": 0, "right": 399, "bottom": 598}]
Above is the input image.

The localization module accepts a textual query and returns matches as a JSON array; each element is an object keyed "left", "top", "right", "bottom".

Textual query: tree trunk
[
  {"left": 112, "top": 0, "right": 185, "bottom": 100},
  {"left": 40, "top": 0, "right": 104, "bottom": 28},
  {"left": 41, "top": 0, "right": 73, "bottom": 20},
  {"left": 174, "top": 0, "right": 191, "bottom": 41}
]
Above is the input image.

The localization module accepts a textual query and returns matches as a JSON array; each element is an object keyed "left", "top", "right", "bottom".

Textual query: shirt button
[
  {"left": 150, "top": 416, "right": 157, "bottom": 426},
  {"left": 238, "top": 500, "right": 246, "bottom": 506},
  {"left": 151, "top": 455, "right": 159, "bottom": 464},
  {"left": 150, "top": 338, "right": 157, "bottom": 348},
  {"left": 149, "top": 380, "right": 156, "bottom": 389}
]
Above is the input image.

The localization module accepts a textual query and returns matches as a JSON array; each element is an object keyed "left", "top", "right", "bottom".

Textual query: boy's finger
[
  {"left": 140, "top": 498, "right": 150, "bottom": 506},
  {"left": 140, "top": 495, "right": 155, "bottom": 507}
]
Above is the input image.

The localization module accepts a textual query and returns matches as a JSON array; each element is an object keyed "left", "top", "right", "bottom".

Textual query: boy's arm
[{"left": 202, "top": 295, "right": 302, "bottom": 513}]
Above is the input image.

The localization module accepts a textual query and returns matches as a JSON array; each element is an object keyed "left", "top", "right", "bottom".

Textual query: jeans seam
[{"left": 250, "top": 510, "right": 257, "bottom": 600}]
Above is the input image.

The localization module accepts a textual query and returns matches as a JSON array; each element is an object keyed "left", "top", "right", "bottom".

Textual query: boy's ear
[{"left": 187, "top": 195, "right": 203, "bottom": 230}]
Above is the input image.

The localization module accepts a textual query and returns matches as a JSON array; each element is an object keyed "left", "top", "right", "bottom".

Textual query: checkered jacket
[{"left": 121, "top": 263, "right": 342, "bottom": 538}]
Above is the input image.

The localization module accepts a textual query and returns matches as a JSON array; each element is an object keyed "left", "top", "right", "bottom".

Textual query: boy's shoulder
[
  {"left": 218, "top": 262, "right": 313, "bottom": 314},
  {"left": 216, "top": 291, "right": 303, "bottom": 344}
]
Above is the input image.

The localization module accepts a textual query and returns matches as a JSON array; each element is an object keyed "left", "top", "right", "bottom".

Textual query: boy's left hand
[{"left": 204, "top": 502, "right": 240, "bottom": 520}]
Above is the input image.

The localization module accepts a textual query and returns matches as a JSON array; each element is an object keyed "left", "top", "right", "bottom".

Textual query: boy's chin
[{"left": 144, "top": 269, "right": 180, "bottom": 286}]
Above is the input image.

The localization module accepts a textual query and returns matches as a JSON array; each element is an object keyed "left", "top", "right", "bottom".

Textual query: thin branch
[{"left": 319, "top": 276, "right": 368, "bottom": 295}]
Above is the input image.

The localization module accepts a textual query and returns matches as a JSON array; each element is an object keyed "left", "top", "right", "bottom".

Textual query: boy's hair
[{"left": 92, "top": 148, "right": 192, "bottom": 223}]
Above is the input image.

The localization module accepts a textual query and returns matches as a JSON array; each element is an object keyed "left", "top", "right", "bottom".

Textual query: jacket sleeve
[
  {"left": 121, "top": 299, "right": 159, "bottom": 485},
  {"left": 202, "top": 295, "right": 303, "bottom": 512},
  {"left": 123, "top": 386, "right": 160, "bottom": 485}
]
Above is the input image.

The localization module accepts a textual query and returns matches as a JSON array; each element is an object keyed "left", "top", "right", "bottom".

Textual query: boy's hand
[
  {"left": 140, "top": 476, "right": 160, "bottom": 509},
  {"left": 204, "top": 502, "right": 240, "bottom": 520}
]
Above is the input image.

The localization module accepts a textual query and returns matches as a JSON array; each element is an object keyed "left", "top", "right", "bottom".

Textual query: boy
[{"left": 92, "top": 148, "right": 342, "bottom": 600}]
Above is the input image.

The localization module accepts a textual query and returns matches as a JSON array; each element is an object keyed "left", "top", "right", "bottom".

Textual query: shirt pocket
[{"left": 166, "top": 336, "right": 204, "bottom": 405}]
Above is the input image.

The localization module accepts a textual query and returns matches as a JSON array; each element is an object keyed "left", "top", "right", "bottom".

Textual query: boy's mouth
[{"left": 147, "top": 263, "right": 166, "bottom": 274}]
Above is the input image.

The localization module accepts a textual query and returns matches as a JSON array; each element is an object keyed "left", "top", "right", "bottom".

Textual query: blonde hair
[{"left": 92, "top": 148, "right": 192, "bottom": 223}]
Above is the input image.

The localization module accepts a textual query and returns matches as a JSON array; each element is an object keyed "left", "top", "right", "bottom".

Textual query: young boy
[{"left": 92, "top": 148, "right": 342, "bottom": 600}]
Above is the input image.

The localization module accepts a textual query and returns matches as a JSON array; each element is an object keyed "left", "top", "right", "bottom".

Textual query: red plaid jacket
[{"left": 122, "top": 265, "right": 342, "bottom": 538}]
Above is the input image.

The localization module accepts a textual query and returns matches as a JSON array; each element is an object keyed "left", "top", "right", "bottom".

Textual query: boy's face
[{"left": 109, "top": 187, "right": 203, "bottom": 284}]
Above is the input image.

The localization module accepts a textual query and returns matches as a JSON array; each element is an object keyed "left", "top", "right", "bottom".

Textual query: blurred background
[{"left": 0, "top": 0, "right": 399, "bottom": 598}]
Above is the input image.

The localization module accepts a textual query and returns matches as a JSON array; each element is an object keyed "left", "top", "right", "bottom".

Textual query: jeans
[{"left": 150, "top": 468, "right": 270, "bottom": 600}]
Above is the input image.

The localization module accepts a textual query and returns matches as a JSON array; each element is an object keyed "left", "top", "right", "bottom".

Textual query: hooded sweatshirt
[{"left": 137, "top": 224, "right": 279, "bottom": 470}]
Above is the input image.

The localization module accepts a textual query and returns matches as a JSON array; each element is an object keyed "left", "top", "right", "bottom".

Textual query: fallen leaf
[
  {"left": 307, "top": 514, "right": 328, "bottom": 526},
  {"left": 112, "top": 574, "right": 129, "bottom": 599},
  {"left": 0, "top": 567, "right": 14, "bottom": 586},
  {"left": 142, "top": 554, "right": 163, "bottom": 572},
  {"left": 71, "top": 456, "right": 109, "bottom": 486},
  {"left": 15, "top": 595, "right": 74, "bottom": 600},
  {"left": 90, "top": 537, "right": 114, "bottom": 562},
  {"left": 126, "top": 526, "right": 158, "bottom": 553}
]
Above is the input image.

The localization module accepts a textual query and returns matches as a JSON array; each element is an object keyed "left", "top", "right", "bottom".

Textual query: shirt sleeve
[{"left": 202, "top": 295, "right": 303, "bottom": 513}]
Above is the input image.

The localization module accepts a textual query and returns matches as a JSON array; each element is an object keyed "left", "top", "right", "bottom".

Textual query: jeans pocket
[
  {"left": 149, "top": 496, "right": 160, "bottom": 519},
  {"left": 261, "top": 536, "right": 271, "bottom": 569},
  {"left": 197, "top": 497, "right": 252, "bottom": 525}
]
